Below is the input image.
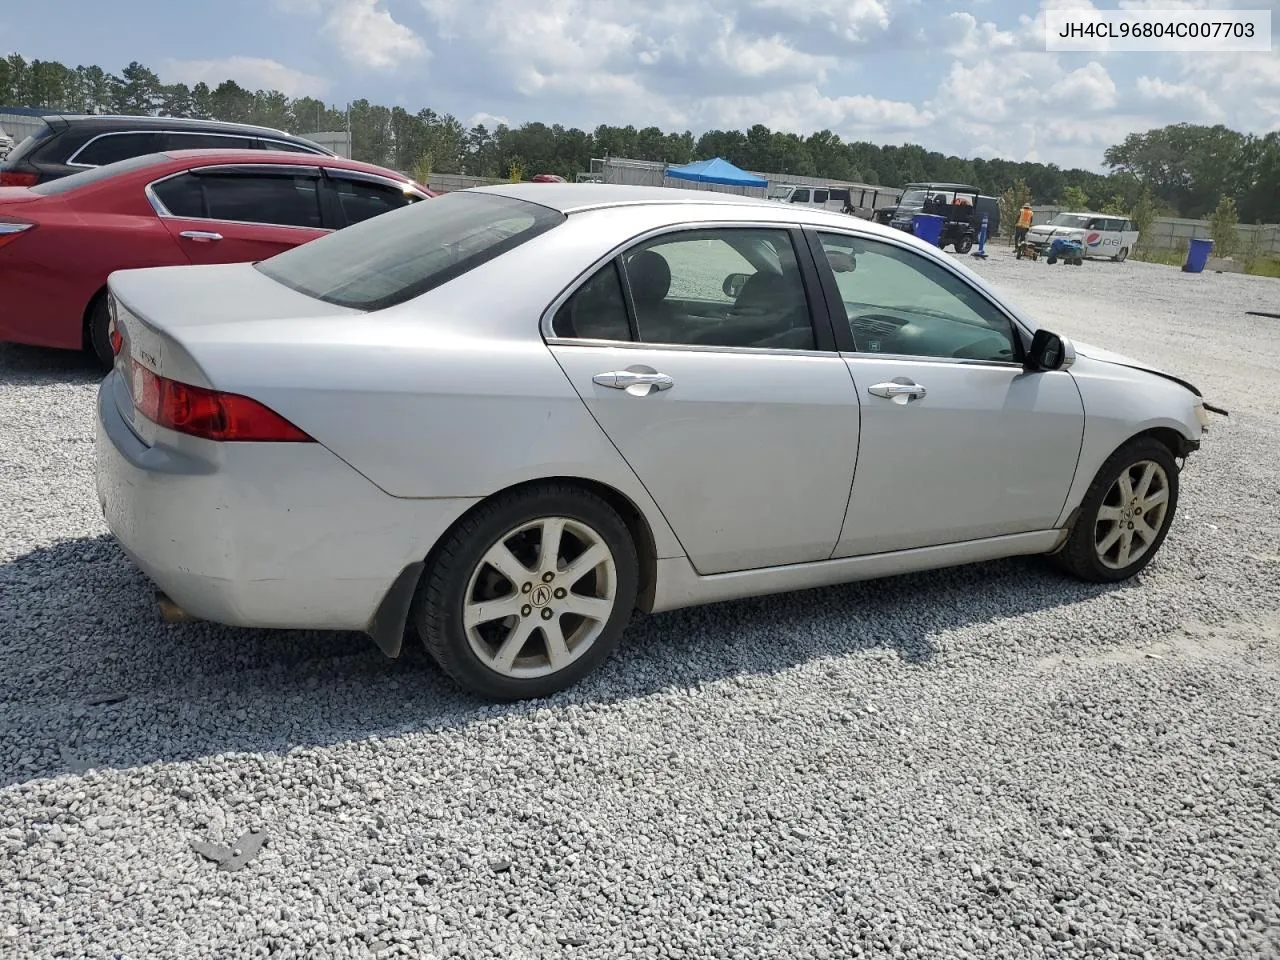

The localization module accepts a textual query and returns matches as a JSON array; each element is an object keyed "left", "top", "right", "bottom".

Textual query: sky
[{"left": 3, "top": 0, "right": 1278, "bottom": 172}]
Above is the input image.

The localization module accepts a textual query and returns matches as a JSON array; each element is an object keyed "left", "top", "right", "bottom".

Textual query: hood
[{"left": 1073, "top": 339, "right": 1204, "bottom": 399}]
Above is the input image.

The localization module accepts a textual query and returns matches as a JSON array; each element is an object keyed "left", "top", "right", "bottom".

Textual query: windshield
[
  {"left": 255, "top": 190, "right": 566, "bottom": 311},
  {"left": 897, "top": 189, "right": 930, "bottom": 207},
  {"left": 1049, "top": 213, "right": 1091, "bottom": 228}
]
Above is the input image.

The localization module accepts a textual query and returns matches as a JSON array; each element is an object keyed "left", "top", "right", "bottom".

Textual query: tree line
[{"left": 1, "top": 54, "right": 1276, "bottom": 224}]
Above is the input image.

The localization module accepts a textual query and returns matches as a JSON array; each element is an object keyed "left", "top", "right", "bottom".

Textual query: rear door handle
[
  {"left": 868, "top": 379, "right": 926, "bottom": 404},
  {"left": 593, "top": 370, "right": 674, "bottom": 393},
  {"left": 180, "top": 230, "right": 223, "bottom": 242}
]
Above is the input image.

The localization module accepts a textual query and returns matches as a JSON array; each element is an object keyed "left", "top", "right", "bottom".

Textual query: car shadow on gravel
[
  {"left": 0, "top": 344, "right": 106, "bottom": 386},
  {"left": 0, "top": 533, "right": 1128, "bottom": 786}
]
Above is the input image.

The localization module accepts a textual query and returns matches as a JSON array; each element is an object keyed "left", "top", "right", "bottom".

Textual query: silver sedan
[{"left": 94, "top": 183, "right": 1222, "bottom": 701}]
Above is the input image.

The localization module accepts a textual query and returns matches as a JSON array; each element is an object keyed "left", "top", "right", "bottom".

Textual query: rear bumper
[{"left": 94, "top": 370, "right": 479, "bottom": 634}]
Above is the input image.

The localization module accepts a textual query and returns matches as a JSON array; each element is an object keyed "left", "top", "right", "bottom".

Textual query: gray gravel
[{"left": 2, "top": 247, "right": 1278, "bottom": 959}]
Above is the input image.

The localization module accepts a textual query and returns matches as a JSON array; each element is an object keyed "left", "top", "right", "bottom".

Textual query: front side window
[
  {"left": 332, "top": 177, "right": 419, "bottom": 225},
  {"left": 790, "top": 188, "right": 810, "bottom": 203},
  {"left": 817, "top": 232, "right": 1018, "bottom": 364},
  {"left": 74, "top": 132, "right": 163, "bottom": 166},
  {"left": 617, "top": 227, "right": 817, "bottom": 351},
  {"left": 256, "top": 190, "right": 565, "bottom": 311}
]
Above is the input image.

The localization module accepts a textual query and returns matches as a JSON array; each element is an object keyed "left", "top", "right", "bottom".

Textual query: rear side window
[
  {"left": 331, "top": 177, "right": 419, "bottom": 225},
  {"left": 263, "top": 139, "right": 326, "bottom": 154},
  {"left": 30, "top": 152, "right": 170, "bottom": 195},
  {"left": 162, "top": 132, "right": 258, "bottom": 151},
  {"left": 790, "top": 188, "right": 810, "bottom": 203},
  {"left": 191, "top": 173, "right": 322, "bottom": 228},
  {"left": 813, "top": 189, "right": 829, "bottom": 204},
  {"left": 150, "top": 173, "right": 207, "bottom": 217},
  {"left": 74, "top": 132, "right": 164, "bottom": 166},
  {"left": 255, "top": 191, "right": 565, "bottom": 311}
]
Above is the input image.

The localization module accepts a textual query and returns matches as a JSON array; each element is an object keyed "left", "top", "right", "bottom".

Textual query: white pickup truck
[{"left": 0, "top": 129, "right": 13, "bottom": 161}]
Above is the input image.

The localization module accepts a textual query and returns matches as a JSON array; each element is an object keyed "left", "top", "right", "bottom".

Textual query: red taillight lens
[
  {"left": 130, "top": 361, "right": 314, "bottom": 442},
  {"left": 0, "top": 171, "right": 39, "bottom": 187}
]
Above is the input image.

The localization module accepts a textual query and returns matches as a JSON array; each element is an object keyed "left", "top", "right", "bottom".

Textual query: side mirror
[
  {"left": 723, "top": 273, "right": 750, "bottom": 298},
  {"left": 1026, "top": 329, "right": 1076, "bottom": 371}
]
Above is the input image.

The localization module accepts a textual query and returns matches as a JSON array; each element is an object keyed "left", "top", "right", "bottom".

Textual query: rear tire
[
  {"left": 1114, "top": 247, "right": 1130, "bottom": 263},
  {"left": 85, "top": 293, "right": 113, "bottom": 371},
  {"left": 412, "top": 484, "right": 640, "bottom": 701},
  {"left": 954, "top": 235, "right": 974, "bottom": 255},
  {"left": 1050, "top": 437, "right": 1180, "bottom": 583}
]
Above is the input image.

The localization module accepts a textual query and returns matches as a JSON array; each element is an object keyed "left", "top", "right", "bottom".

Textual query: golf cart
[{"left": 885, "top": 182, "right": 1000, "bottom": 254}]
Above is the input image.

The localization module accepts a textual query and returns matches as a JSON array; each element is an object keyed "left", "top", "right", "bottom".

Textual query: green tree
[
  {"left": 1129, "top": 186, "right": 1157, "bottom": 255},
  {"left": 999, "top": 178, "right": 1033, "bottom": 240},
  {"left": 1101, "top": 194, "right": 1128, "bottom": 215},
  {"left": 1207, "top": 195, "right": 1239, "bottom": 258},
  {"left": 1062, "top": 185, "right": 1090, "bottom": 209}
]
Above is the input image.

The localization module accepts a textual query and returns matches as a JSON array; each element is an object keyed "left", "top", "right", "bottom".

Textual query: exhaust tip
[{"left": 155, "top": 591, "right": 191, "bottom": 623}]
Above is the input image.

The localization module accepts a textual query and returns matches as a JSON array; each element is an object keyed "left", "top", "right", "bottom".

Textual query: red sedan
[{"left": 0, "top": 149, "right": 435, "bottom": 365}]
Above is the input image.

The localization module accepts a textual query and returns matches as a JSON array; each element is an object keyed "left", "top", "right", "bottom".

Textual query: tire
[
  {"left": 1050, "top": 436, "right": 1180, "bottom": 583},
  {"left": 412, "top": 483, "right": 640, "bottom": 701},
  {"left": 954, "top": 235, "right": 974, "bottom": 255},
  {"left": 1016, "top": 247, "right": 1024, "bottom": 260},
  {"left": 1114, "top": 247, "right": 1130, "bottom": 263},
  {"left": 85, "top": 293, "right": 114, "bottom": 370},
  {"left": 1047, "top": 256, "right": 1057, "bottom": 265}
]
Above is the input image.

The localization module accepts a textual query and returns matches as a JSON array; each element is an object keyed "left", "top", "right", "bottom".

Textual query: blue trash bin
[
  {"left": 911, "top": 213, "right": 945, "bottom": 247},
  {"left": 1182, "top": 237, "right": 1214, "bottom": 273}
]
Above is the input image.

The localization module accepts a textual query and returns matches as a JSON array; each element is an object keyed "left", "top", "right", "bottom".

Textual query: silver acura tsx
[{"left": 95, "top": 183, "right": 1222, "bottom": 701}]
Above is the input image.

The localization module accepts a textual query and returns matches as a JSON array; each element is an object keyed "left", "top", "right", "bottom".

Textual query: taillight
[
  {"left": 130, "top": 361, "right": 314, "bottom": 442},
  {"left": 107, "top": 297, "right": 123, "bottom": 356},
  {"left": 0, "top": 220, "right": 33, "bottom": 250},
  {"left": 0, "top": 171, "right": 38, "bottom": 187}
]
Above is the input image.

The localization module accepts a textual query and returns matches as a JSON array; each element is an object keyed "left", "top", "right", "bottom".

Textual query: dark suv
[{"left": 0, "top": 114, "right": 334, "bottom": 187}]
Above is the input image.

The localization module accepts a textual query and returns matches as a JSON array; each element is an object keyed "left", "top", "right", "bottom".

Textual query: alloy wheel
[
  {"left": 1094, "top": 459, "right": 1171, "bottom": 570},
  {"left": 462, "top": 516, "right": 618, "bottom": 679}
]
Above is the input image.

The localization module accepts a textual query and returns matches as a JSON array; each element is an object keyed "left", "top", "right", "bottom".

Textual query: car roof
[
  {"left": 158, "top": 148, "right": 404, "bottom": 173},
  {"left": 46, "top": 113, "right": 307, "bottom": 138},
  {"left": 473, "top": 182, "right": 780, "bottom": 215}
]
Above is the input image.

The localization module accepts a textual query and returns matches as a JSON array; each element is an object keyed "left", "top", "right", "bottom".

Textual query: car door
[
  {"left": 545, "top": 224, "right": 860, "bottom": 576},
  {"left": 809, "top": 229, "right": 1085, "bottom": 558},
  {"left": 148, "top": 163, "right": 329, "bottom": 264}
]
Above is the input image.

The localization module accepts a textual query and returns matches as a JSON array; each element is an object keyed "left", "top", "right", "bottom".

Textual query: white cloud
[
  {"left": 466, "top": 111, "right": 509, "bottom": 130},
  {"left": 161, "top": 56, "right": 331, "bottom": 97},
  {"left": 323, "top": 0, "right": 428, "bottom": 69}
]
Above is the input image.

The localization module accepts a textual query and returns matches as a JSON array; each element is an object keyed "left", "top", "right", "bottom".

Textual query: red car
[{"left": 0, "top": 149, "right": 435, "bottom": 365}]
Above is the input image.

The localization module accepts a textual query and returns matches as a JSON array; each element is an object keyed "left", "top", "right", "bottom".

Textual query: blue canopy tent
[{"left": 664, "top": 157, "right": 768, "bottom": 189}]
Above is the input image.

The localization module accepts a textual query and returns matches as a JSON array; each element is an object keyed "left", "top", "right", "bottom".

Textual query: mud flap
[{"left": 366, "top": 561, "right": 425, "bottom": 659}]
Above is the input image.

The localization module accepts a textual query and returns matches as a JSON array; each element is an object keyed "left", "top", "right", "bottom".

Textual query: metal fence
[{"left": 1030, "top": 206, "right": 1280, "bottom": 255}]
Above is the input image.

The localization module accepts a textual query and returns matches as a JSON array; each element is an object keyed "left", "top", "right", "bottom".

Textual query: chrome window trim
[
  {"left": 537, "top": 218, "right": 837, "bottom": 356},
  {"left": 143, "top": 164, "right": 332, "bottom": 233},
  {"left": 839, "top": 351, "right": 1024, "bottom": 370},
  {"left": 66, "top": 129, "right": 329, "bottom": 168}
]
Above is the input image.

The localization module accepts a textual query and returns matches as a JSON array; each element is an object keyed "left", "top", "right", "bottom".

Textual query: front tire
[
  {"left": 954, "top": 235, "right": 974, "bottom": 255},
  {"left": 1113, "top": 247, "right": 1130, "bottom": 263},
  {"left": 1050, "top": 437, "right": 1180, "bottom": 582},
  {"left": 413, "top": 484, "right": 640, "bottom": 701}
]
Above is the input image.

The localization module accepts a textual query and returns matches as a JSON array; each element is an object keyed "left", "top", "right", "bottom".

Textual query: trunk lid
[
  {"left": 107, "top": 261, "right": 362, "bottom": 447},
  {"left": 0, "top": 186, "right": 42, "bottom": 205}
]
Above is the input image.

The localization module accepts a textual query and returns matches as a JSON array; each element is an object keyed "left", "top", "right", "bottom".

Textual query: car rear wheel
[
  {"left": 86, "top": 293, "right": 113, "bottom": 370},
  {"left": 413, "top": 484, "right": 639, "bottom": 701},
  {"left": 1050, "top": 437, "right": 1179, "bottom": 582},
  {"left": 954, "top": 235, "right": 974, "bottom": 254},
  {"left": 1113, "top": 247, "right": 1130, "bottom": 262}
]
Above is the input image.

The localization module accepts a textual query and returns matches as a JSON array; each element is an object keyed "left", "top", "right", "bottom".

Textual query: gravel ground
[{"left": 1, "top": 247, "right": 1278, "bottom": 959}]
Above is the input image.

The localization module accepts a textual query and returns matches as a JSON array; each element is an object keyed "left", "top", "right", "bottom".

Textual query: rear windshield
[
  {"left": 30, "top": 152, "right": 172, "bottom": 195},
  {"left": 254, "top": 190, "right": 566, "bottom": 311}
]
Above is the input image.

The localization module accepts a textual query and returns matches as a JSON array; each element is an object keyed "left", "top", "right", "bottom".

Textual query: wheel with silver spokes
[
  {"left": 414, "top": 484, "right": 639, "bottom": 701},
  {"left": 1050, "top": 436, "right": 1180, "bottom": 582},
  {"left": 1094, "top": 460, "right": 1170, "bottom": 570}
]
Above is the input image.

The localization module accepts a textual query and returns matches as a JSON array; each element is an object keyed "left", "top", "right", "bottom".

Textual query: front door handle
[
  {"left": 593, "top": 370, "right": 674, "bottom": 395},
  {"left": 180, "top": 230, "right": 223, "bottom": 242},
  {"left": 868, "top": 379, "right": 926, "bottom": 404}
]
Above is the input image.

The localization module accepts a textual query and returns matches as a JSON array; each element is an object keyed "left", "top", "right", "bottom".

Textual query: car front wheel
[
  {"left": 1050, "top": 437, "right": 1180, "bottom": 582},
  {"left": 413, "top": 484, "right": 639, "bottom": 701}
]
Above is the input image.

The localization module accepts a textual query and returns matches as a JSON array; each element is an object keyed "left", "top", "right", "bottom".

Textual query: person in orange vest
[{"left": 1014, "top": 203, "right": 1034, "bottom": 247}]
